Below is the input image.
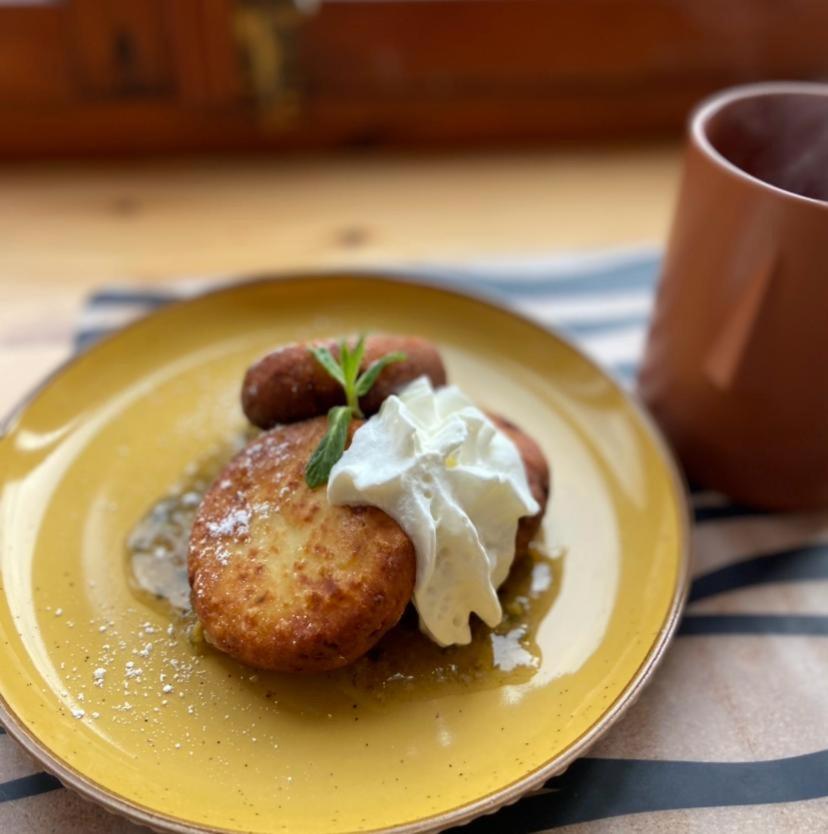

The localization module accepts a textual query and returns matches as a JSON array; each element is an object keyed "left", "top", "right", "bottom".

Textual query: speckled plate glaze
[{"left": 0, "top": 275, "right": 689, "bottom": 834}]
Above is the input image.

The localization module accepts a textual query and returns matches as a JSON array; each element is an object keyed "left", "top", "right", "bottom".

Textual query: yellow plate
[{"left": 0, "top": 275, "right": 688, "bottom": 834}]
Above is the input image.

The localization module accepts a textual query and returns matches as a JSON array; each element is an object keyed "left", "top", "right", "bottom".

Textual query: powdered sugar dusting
[{"left": 206, "top": 507, "right": 251, "bottom": 538}]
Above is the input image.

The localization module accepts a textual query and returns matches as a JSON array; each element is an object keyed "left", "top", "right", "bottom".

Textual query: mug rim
[{"left": 691, "top": 80, "right": 828, "bottom": 210}]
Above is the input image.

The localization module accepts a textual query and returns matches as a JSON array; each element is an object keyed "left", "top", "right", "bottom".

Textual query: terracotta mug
[{"left": 639, "top": 82, "right": 828, "bottom": 509}]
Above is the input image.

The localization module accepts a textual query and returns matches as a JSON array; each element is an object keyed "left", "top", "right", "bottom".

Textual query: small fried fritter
[
  {"left": 241, "top": 335, "right": 447, "bottom": 429},
  {"left": 188, "top": 418, "right": 416, "bottom": 672},
  {"left": 489, "top": 413, "right": 551, "bottom": 557}
]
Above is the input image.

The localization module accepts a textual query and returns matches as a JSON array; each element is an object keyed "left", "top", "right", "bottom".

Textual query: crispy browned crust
[
  {"left": 241, "top": 335, "right": 447, "bottom": 429},
  {"left": 188, "top": 418, "right": 416, "bottom": 672},
  {"left": 489, "top": 413, "right": 551, "bottom": 557}
]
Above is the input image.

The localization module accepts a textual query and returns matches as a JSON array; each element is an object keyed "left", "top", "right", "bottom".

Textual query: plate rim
[{"left": 0, "top": 271, "right": 691, "bottom": 834}]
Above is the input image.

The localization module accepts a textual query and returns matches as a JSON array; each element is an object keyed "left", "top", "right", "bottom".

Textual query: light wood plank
[{"left": 0, "top": 146, "right": 680, "bottom": 400}]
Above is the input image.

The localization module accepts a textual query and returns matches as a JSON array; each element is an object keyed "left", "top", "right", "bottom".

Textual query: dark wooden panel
[
  {"left": 200, "top": 0, "right": 244, "bottom": 101},
  {"left": 299, "top": 0, "right": 828, "bottom": 90},
  {"left": 67, "top": 0, "right": 172, "bottom": 97},
  {"left": 0, "top": 100, "right": 261, "bottom": 156},
  {"left": 289, "top": 0, "right": 828, "bottom": 145},
  {"left": 165, "top": 0, "right": 242, "bottom": 103},
  {"left": 0, "top": 6, "right": 72, "bottom": 104},
  {"left": 0, "top": 0, "right": 827, "bottom": 155}
]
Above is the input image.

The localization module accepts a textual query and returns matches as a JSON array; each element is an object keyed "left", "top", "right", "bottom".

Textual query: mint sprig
[
  {"left": 305, "top": 406, "right": 352, "bottom": 488},
  {"left": 356, "top": 352, "right": 407, "bottom": 396},
  {"left": 305, "top": 336, "right": 406, "bottom": 487}
]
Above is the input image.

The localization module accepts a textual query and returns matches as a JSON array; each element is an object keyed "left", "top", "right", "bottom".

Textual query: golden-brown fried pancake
[
  {"left": 188, "top": 417, "right": 416, "bottom": 672},
  {"left": 241, "top": 335, "right": 447, "bottom": 429},
  {"left": 490, "top": 414, "right": 551, "bottom": 557}
]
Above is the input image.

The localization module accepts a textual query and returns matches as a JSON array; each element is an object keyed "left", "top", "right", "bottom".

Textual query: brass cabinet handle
[{"left": 234, "top": 0, "right": 316, "bottom": 120}]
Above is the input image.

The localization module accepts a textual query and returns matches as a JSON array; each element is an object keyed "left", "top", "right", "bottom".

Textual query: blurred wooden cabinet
[
  {"left": 1, "top": 0, "right": 827, "bottom": 155},
  {"left": 0, "top": 0, "right": 247, "bottom": 154}
]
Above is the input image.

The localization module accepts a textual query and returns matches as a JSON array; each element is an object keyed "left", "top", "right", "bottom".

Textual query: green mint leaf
[
  {"left": 336, "top": 335, "right": 365, "bottom": 417},
  {"left": 305, "top": 406, "right": 352, "bottom": 488},
  {"left": 309, "top": 334, "right": 402, "bottom": 421},
  {"left": 310, "top": 346, "right": 345, "bottom": 387},
  {"left": 338, "top": 338, "right": 351, "bottom": 378},
  {"left": 348, "top": 335, "right": 366, "bottom": 386},
  {"left": 355, "top": 351, "right": 407, "bottom": 396},
  {"left": 337, "top": 335, "right": 365, "bottom": 390}
]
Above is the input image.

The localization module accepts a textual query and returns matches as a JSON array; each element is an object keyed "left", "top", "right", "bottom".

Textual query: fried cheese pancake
[
  {"left": 188, "top": 418, "right": 416, "bottom": 672},
  {"left": 490, "top": 414, "right": 551, "bottom": 557},
  {"left": 241, "top": 335, "right": 447, "bottom": 429}
]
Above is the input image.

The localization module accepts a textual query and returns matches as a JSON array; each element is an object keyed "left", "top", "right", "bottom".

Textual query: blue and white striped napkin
[
  {"left": 74, "top": 247, "right": 657, "bottom": 385},
  {"left": 3, "top": 247, "right": 826, "bottom": 833}
]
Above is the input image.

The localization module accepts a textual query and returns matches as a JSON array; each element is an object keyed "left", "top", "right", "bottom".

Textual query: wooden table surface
[
  {"left": 0, "top": 143, "right": 680, "bottom": 419},
  {"left": 6, "top": 144, "right": 828, "bottom": 834}
]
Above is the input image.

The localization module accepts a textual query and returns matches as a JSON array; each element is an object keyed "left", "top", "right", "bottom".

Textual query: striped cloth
[{"left": 2, "top": 248, "right": 827, "bottom": 833}]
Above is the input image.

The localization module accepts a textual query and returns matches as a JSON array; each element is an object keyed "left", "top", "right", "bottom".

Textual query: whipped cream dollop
[{"left": 327, "top": 377, "right": 539, "bottom": 646}]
